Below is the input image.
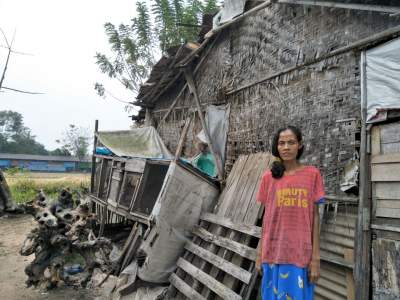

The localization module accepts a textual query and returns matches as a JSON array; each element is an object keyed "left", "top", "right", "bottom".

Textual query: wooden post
[
  {"left": 156, "top": 35, "right": 221, "bottom": 130},
  {"left": 90, "top": 119, "right": 99, "bottom": 194},
  {"left": 276, "top": 0, "right": 400, "bottom": 14},
  {"left": 354, "top": 51, "right": 371, "bottom": 300},
  {"left": 175, "top": 117, "right": 192, "bottom": 160},
  {"left": 183, "top": 69, "right": 224, "bottom": 180},
  {"left": 344, "top": 249, "right": 355, "bottom": 300}
]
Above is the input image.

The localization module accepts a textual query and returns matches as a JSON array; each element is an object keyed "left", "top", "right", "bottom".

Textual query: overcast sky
[{"left": 0, "top": 0, "right": 140, "bottom": 150}]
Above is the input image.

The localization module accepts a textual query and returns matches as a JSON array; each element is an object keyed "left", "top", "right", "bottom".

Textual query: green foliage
[
  {"left": 0, "top": 110, "right": 48, "bottom": 155},
  {"left": 48, "top": 147, "right": 71, "bottom": 156},
  {"left": 203, "top": 0, "right": 218, "bottom": 14},
  {"left": 96, "top": 0, "right": 220, "bottom": 100},
  {"left": 152, "top": 0, "right": 179, "bottom": 51},
  {"left": 4, "top": 167, "right": 25, "bottom": 176},
  {"left": 6, "top": 173, "right": 90, "bottom": 204}
]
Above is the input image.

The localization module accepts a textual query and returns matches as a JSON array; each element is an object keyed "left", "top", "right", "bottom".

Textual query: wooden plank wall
[
  {"left": 370, "top": 121, "right": 400, "bottom": 299},
  {"left": 167, "top": 152, "right": 272, "bottom": 299}
]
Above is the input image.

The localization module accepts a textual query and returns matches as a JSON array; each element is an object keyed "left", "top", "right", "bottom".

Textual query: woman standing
[{"left": 256, "top": 126, "right": 325, "bottom": 300}]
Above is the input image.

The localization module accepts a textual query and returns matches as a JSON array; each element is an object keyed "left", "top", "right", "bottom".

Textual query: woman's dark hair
[{"left": 271, "top": 126, "right": 304, "bottom": 179}]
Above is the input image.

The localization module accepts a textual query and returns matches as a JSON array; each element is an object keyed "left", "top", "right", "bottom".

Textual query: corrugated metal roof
[{"left": 0, "top": 153, "right": 90, "bottom": 162}]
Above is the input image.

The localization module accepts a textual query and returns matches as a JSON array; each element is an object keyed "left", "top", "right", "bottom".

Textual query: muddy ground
[{"left": 0, "top": 214, "right": 99, "bottom": 300}]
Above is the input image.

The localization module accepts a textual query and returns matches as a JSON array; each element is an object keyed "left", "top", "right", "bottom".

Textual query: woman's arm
[
  {"left": 256, "top": 205, "right": 264, "bottom": 274},
  {"left": 309, "top": 203, "right": 321, "bottom": 283}
]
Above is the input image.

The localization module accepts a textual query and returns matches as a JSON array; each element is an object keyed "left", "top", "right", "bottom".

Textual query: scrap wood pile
[
  {"left": 20, "top": 188, "right": 113, "bottom": 290},
  {"left": 166, "top": 153, "right": 272, "bottom": 300}
]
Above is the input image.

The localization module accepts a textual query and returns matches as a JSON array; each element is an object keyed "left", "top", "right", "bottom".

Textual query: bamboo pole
[
  {"left": 90, "top": 120, "right": 99, "bottom": 194},
  {"left": 354, "top": 50, "right": 371, "bottom": 300},
  {"left": 277, "top": 0, "right": 400, "bottom": 14},
  {"left": 156, "top": 34, "right": 221, "bottom": 129},
  {"left": 184, "top": 69, "right": 224, "bottom": 180},
  {"left": 174, "top": 116, "right": 192, "bottom": 160}
]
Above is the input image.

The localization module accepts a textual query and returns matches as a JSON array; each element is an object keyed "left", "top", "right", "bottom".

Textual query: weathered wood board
[
  {"left": 167, "top": 152, "right": 270, "bottom": 299},
  {"left": 372, "top": 238, "right": 400, "bottom": 299}
]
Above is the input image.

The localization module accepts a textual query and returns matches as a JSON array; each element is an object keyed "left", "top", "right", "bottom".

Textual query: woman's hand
[
  {"left": 256, "top": 253, "right": 262, "bottom": 275},
  {"left": 308, "top": 257, "right": 320, "bottom": 283}
]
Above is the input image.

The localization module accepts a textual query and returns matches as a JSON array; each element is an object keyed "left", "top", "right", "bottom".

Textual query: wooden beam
[
  {"left": 344, "top": 249, "right": 355, "bottom": 300},
  {"left": 200, "top": 212, "right": 262, "bottom": 238},
  {"left": 156, "top": 34, "right": 220, "bottom": 129},
  {"left": 185, "top": 241, "right": 252, "bottom": 284},
  {"left": 169, "top": 273, "right": 207, "bottom": 300},
  {"left": 354, "top": 51, "right": 371, "bottom": 300},
  {"left": 320, "top": 253, "right": 354, "bottom": 269},
  {"left": 192, "top": 226, "right": 258, "bottom": 261},
  {"left": 174, "top": 116, "right": 192, "bottom": 160},
  {"left": 371, "top": 224, "right": 400, "bottom": 233},
  {"left": 90, "top": 119, "right": 99, "bottom": 193},
  {"left": 184, "top": 69, "right": 224, "bottom": 179},
  {"left": 323, "top": 195, "right": 359, "bottom": 204},
  {"left": 371, "top": 153, "right": 400, "bottom": 164},
  {"left": 277, "top": 0, "right": 400, "bottom": 14},
  {"left": 177, "top": 258, "right": 242, "bottom": 300}
]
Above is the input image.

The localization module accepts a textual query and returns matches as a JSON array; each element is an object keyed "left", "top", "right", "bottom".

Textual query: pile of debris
[{"left": 20, "top": 189, "right": 112, "bottom": 290}]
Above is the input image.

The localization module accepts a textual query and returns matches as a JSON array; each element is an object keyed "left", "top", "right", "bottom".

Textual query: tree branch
[
  {"left": 0, "top": 27, "right": 10, "bottom": 48},
  {"left": 1, "top": 86, "right": 44, "bottom": 94},
  {"left": 0, "top": 47, "right": 11, "bottom": 89},
  {"left": 0, "top": 45, "right": 34, "bottom": 56}
]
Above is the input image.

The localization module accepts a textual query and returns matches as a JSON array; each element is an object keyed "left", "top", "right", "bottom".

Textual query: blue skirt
[{"left": 261, "top": 263, "right": 315, "bottom": 300}]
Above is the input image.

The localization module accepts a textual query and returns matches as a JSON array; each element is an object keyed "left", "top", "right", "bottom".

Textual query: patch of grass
[{"left": 5, "top": 172, "right": 90, "bottom": 204}]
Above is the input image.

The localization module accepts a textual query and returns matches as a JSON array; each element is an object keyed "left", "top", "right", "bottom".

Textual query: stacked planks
[{"left": 167, "top": 152, "right": 272, "bottom": 299}]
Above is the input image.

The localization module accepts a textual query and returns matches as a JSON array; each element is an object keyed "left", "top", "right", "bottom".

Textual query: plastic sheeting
[
  {"left": 119, "top": 286, "right": 166, "bottom": 300},
  {"left": 192, "top": 152, "right": 217, "bottom": 177},
  {"left": 137, "top": 161, "right": 219, "bottom": 283},
  {"left": 213, "top": 0, "right": 246, "bottom": 27},
  {"left": 366, "top": 37, "right": 400, "bottom": 123},
  {"left": 97, "top": 127, "right": 172, "bottom": 159},
  {"left": 197, "top": 104, "right": 230, "bottom": 166}
]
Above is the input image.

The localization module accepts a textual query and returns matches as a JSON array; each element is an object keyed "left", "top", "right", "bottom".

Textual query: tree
[
  {"left": 95, "top": 0, "right": 219, "bottom": 105},
  {"left": 0, "top": 110, "right": 48, "bottom": 155},
  {"left": 57, "top": 125, "right": 91, "bottom": 160},
  {"left": 48, "top": 147, "right": 71, "bottom": 156},
  {"left": 95, "top": 0, "right": 155, "bottom": 101},
  {"left": 0, "top": 27, "right": 43, "bottom": 95}
]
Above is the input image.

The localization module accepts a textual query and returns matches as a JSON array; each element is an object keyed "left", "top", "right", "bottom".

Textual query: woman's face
[{"left": 277, "top": 129, "right": 302, "bottom": 162}]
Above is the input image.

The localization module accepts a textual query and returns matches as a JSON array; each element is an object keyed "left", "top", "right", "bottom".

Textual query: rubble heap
[{"left": 21, "top": 189, "right": 112, "bottom": 290}]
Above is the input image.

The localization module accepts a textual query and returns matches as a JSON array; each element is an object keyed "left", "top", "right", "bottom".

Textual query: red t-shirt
[{"left": 256, "top": 166, "right": 325, "bottom": 268}]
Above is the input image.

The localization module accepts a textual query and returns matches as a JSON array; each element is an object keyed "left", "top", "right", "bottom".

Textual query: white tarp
[
  {"left": 137, "top": 161, "right": 219, "bottom": 283},
  {"left": 97, "top": 127, "right": 172, "bottom": 159},
  {"left": 366, "top": 37, "right": 400, "bottom": 123},
  {"left": 197, "top": 104, "right": 230, "bottom": 166},
  {"left": 213, "top": 0, "right": 246, "bottom": 27}
]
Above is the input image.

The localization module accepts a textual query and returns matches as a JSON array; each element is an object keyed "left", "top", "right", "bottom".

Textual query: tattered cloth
[{"left": 97, "top": 127, "right": 172, "bottom": 159}]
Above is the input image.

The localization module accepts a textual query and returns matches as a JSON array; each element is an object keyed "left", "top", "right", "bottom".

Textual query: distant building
[{"left": 0, "top": 153, "right": 91, "bottom": 172}]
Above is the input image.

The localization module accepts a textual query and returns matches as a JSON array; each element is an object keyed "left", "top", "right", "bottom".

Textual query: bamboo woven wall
[{"left": 150, "top": 4, "right": 400, "bottom": 194}]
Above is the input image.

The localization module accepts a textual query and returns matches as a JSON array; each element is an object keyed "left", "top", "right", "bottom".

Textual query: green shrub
[{"left": 6, "top": 174, "right": 90, "bottom": 204}]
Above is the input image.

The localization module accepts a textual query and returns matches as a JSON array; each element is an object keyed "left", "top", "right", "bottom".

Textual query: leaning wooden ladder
[{"left": 167, "top": 152, "right": 272, "bottom": 299}]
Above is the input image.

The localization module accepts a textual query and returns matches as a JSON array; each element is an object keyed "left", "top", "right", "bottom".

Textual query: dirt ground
[{"left": 0, "top": 214, "right": 98, "bottom": 300}]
